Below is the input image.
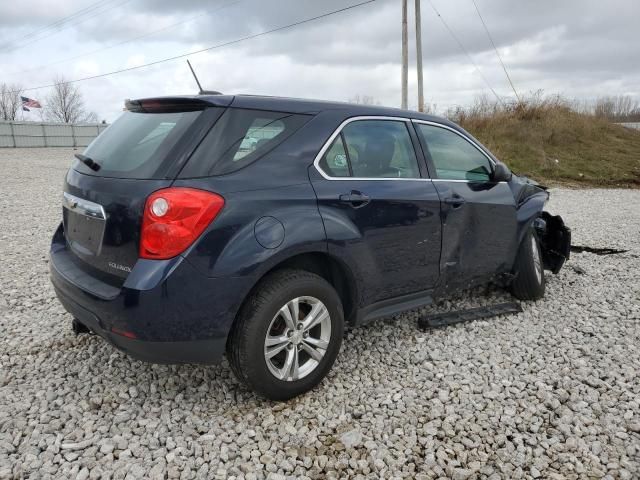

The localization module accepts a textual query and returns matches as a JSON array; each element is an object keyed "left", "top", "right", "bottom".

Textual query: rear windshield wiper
[{"left": 74, "top": 153, "right": 101, "bottom": 172}]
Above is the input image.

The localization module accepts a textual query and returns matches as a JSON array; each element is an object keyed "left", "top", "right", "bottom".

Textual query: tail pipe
[{"left": 72, "top": 318, "right": 92, "bottom": 336}]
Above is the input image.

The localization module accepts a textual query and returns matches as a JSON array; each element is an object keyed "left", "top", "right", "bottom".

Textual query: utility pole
[
  {"left": 415, "top": 0, "right": 424, "bottom": 112},
  {"left": 401, "top": 0, "right": 408, "bottom": 109}
]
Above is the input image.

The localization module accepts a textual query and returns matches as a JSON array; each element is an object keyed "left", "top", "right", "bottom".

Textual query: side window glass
[
  {"left": 319, "top": 136, "right": 350, "bottom": 177},
  {"left": 180, "top": 109, "right": 309, "bottom": 177},
  {"left": 342, "top": 120, "right": 420, "bottom": 178},
  {"left": 233, "top": 118, "right": 285, "bottom": 161},
  {"left": 417, "top": 124, "right": 492, "bottom": 181}
]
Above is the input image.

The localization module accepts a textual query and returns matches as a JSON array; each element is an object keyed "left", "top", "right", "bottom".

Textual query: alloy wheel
[{"left": 263, "top": 296, "right": 332, "bottom": 381}]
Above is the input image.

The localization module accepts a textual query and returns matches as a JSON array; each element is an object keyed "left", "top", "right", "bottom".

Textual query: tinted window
[
  {"left": 319, "top": 120, "right": 420, "bottom": 178},
  {"left": 417, "top": 124, "right": 493, "bottom": 181},
  {"left": 76, "top": 110, "right": 202, "bottom": 179},
  {"left": 180, "top": 108, "right": 310, "bottom": 177}
]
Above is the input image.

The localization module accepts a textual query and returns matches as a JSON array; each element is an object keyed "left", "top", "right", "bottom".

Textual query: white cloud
[
  {"left": 125, "top": 54, "right": 146, "bottom": 68},
  {"left": 73, "top": 60, "right": 101, "bottom": 77},
  {"left": 0, "top": 0, "right": 637, "bottom": 121}
]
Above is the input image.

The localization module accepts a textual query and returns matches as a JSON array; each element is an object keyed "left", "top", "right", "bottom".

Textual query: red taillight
[{"left": 140, "top": 188, "right": 224, "bottom": 260}]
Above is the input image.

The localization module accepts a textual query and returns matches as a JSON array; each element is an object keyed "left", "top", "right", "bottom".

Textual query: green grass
[{"left": 456, "top": 100, "right": 640, "bottom": 187}]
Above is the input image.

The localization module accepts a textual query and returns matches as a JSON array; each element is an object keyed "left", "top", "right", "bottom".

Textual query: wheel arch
[
  {"left": 515, "top": 191, "right": 547, "bottom": 247},
  {"left": 229, "top": 251, "right": 359, "bottom": 342},
  {"left": 514, "top": 192, "right": 570, "bottom": 274}
]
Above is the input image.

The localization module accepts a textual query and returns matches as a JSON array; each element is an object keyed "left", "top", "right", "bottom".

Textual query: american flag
[{"left": 21, "top": 96, "right": 42, "bottom": 111}]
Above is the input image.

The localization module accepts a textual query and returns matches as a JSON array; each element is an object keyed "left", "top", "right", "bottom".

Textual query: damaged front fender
[
  {"left": 510, "top": 175, "right": 571, "bottom": 274},
  {"left": 533, "top": 212, "right": 571, "bottom": 274}
]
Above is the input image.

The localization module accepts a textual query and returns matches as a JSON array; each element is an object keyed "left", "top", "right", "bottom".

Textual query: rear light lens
[
  {"left": 140, "top": 188, "right": 224, "bottom": 260},
  {"left": 151, "top": 197, "right": 169, "bottom": 217},
  {"left": 111, "top": 326, "right": 137, "bottom": 339}
]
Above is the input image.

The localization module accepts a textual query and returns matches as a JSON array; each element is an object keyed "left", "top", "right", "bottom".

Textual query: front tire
[
  {"left": 227, "top": 269, "right": 344, "bottom": 400},
  {"left": 510, "top": 229, "right": 546, "bottom": 300}
]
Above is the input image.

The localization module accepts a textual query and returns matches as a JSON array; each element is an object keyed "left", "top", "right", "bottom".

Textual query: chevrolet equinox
[{"left": 50, "top": 94, "right": 570, "bottom": 400}]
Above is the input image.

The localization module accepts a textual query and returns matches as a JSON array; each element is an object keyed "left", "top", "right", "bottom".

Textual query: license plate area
[{"left": 62, "top": 192, "right": 107, "bottom": 256}]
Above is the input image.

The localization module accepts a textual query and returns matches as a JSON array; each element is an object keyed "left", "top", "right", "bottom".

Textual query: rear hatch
[{"left": 61, "top": 97, "right": 226, "bottom": 284}]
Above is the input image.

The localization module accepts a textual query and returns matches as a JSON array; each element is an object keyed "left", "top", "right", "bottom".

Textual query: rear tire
[
  {"left": 510, "top": 229, "right": 546, "bottom": 300},
  {"left": 227, "top": 269, "right": 344, "bottom": 400}
]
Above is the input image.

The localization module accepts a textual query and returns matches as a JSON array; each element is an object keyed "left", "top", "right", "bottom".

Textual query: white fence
[
  {"left": 617, "top": 122, "right": 640, "bottom": 130},
  {"left": 0, "top": 121, "right": 109, "bottom": 148}
]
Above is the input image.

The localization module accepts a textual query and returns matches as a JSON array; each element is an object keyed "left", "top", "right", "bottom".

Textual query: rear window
[
  {"left": 74, "top": 110, "right": 203, "bottom": 179},
  {"left": 179, "top": 108, "right": 310, "bottom": 177}
]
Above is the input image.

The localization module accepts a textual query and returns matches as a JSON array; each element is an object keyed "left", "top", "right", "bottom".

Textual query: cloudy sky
[{"left": 0, "top": 0, "right": 638, "bottom": 122}]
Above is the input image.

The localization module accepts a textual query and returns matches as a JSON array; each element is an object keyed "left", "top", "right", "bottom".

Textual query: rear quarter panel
[
  {"left": 172, "top": 111, "right": 340, "bottom": 280},
  {"left": 174, "top": 182, "right": 328, "bottom": 279}
]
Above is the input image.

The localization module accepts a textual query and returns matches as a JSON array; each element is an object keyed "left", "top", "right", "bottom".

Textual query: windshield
[{"left": 74, "top": 110, "right": 203, "bottom": 179}]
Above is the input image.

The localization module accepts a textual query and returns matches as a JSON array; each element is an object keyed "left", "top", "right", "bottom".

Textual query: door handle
[
  {"left": 339, "top": 190, "right": 370, "bottom": 208},
  {"left": 444, "top": 195, "right": 466, "bottom": 208}
]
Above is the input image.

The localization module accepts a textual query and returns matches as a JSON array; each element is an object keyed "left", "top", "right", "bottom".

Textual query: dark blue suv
[{"left": 50, "top": 94, "right": 570, "bottom": 399}]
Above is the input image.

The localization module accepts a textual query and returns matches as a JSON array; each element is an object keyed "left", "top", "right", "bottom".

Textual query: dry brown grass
[{"left": 449, "top": 93, "right": 640, "bottom": 187}]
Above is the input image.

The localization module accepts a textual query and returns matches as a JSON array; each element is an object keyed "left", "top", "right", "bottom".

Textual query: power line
[
  {"left": 426, "top": 0, "right": 505, "bottom": 106},
  {"left": 470, "top": 0, "right": 520, "bottom": 102},
  {"left": 10, "top": 0, "right": 134, "bottom": 53},
  {"left": 2, "top": 0, "right": 134, "bottom": 53},
  {"left": 1, "top": 0, "right": 110, "bottom": 49},
  {"left": 8, "top": 0, "right": 242, "bottom": 77},
  {"left": 12, "top": 0, "right": 377, "bottom": 95}
]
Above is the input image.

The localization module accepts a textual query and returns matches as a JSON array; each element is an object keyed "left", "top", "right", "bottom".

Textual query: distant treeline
[
  {"left": 442, "top": 91, "right": 640, "bottom": 123},
  {"left": 590, "top": 95, "right": 640, "bottom": 123}
]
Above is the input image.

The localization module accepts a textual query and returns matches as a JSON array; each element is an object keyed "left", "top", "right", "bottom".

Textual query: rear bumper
[
  {"left": 54, "top": 286, "right": 225, "bottom": 364},
  {"left": 50, "top": 226, "right": 255, "bottom": 365}
]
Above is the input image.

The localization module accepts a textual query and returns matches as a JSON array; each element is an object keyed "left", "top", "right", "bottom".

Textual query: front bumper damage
[{"left": 534, "top": 212, "right": 571, "bottom": 274}]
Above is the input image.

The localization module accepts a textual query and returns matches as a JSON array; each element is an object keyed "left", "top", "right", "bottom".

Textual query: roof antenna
[
  {"left": 186, "top": 59, "right": 222, "bottom": 95},
  {"left": 187, "top": 59, "right": 204, "bottom": 94}
]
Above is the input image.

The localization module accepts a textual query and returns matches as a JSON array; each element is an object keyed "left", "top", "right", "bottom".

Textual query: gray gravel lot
[{"left": 1, "top": 147, "right": 639, "bottom": 479}]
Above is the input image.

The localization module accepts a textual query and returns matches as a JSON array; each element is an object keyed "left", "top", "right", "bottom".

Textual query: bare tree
[
  {"left": 349, "top": 94, "right": 379, "bottom": 106},
  {"left": 44, "top": 76, "right": 97, "bottom": 123},
  {"left": 84, "top": 111, "right": 99, "bottom": 123},
  {"left": 594, "top": 95, "right": 640, "bottom": 122},
  {"left": 0, "top": 82, "right": 23, "bottom": 121}
]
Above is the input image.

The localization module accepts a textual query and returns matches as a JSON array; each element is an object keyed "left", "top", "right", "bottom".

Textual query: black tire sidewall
[
  {"left": 236, "top": 272, "right": 344, "bottom": 400},
  {"left": 512, "top": 229, "right": 546, "bottom": 300}
]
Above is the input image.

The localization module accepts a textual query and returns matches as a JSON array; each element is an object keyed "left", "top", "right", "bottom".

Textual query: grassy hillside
[{"left": 454, "top": 98, "right": 640, "bottom": 187}]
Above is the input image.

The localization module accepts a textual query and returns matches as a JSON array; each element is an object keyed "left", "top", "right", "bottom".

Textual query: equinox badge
[{"left": 108, "top": 262, "right": 131, "bottom": 273}]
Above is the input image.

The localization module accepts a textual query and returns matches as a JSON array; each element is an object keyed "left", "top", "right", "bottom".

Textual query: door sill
[{"left": 354, "top": 289, "right": 434, "bottom": 326}]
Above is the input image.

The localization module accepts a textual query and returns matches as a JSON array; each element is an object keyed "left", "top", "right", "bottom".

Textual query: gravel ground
[{"left": 0, "top": 147, "right": 639, "bottom": 480}]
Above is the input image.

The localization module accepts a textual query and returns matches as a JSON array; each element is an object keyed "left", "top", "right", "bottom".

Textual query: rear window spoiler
[{"left": 125, "top": 95, "right": 234, "bottom": 113}]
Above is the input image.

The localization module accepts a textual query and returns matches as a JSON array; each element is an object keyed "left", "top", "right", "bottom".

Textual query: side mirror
[{"left": 492, "top": 162, "right": 512, "bottom": 182}]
